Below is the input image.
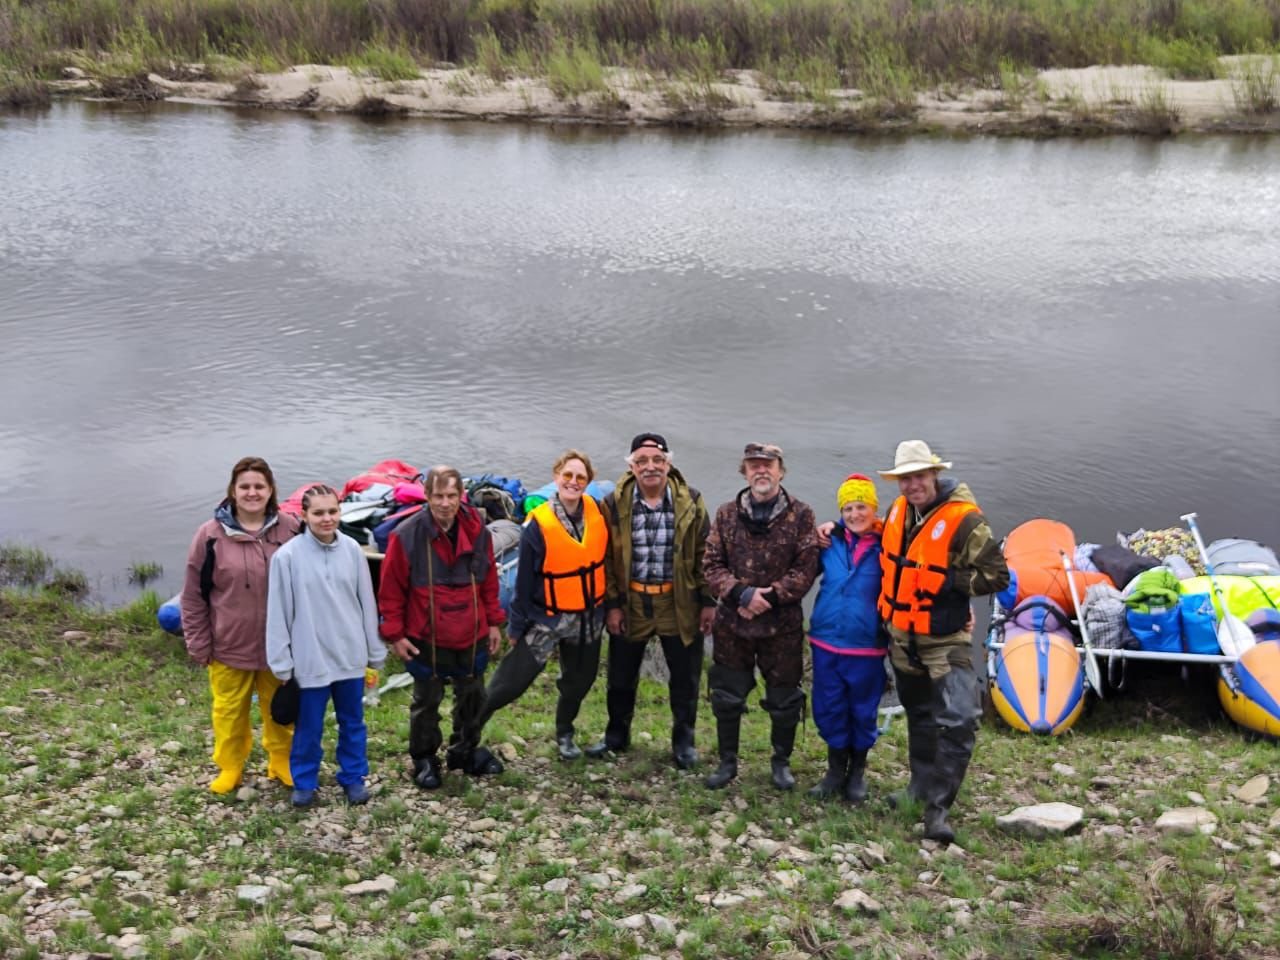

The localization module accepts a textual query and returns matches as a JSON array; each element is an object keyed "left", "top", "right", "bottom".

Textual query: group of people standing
[{"left": 181, "top": 436, "right": 1008, "bottom": 843}]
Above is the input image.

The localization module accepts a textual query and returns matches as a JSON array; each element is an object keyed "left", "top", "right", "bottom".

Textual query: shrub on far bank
[{"left": 1139, "top": 34, "right": 1222, "bottom": 79}]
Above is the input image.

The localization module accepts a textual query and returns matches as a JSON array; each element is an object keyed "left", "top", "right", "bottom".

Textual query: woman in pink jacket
[{"left": 181, "top": 457, "right": 300, "bottom": 794}]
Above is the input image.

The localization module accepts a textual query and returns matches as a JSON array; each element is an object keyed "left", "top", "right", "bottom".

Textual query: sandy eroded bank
[{"left": 49, "top": 57, "right": 1280, "bottom": 135}]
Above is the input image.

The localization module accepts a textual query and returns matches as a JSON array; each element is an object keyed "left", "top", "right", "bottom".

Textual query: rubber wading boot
[
  {"left": 210, "top": 768, "right": 243, "bottom": 795},
  {"left": 923, "top": 806, "right": 955, "bottom": 845},
  {"left": 556, "top": 734, "right": 582, "bottom": 761},
  {"left": 343, "top": 780, "right": 371, "bottom": 806},
  {"left": 672, "top": 726, "right": 699, "bottom": 770},
  {"left": 922, "top": 728, "right": 974, "bottom": 845},
  {"left": 844, "top": 749, "right": 869, "bottom": 805},
  {"left": 266, "top": 752, "right": 294, "bottom": 787},
  {"left": 769, "top": 717, "right": 798, "bottom": 791},
  {"left": 888, "top": 677, "right": 938, "bottom": 810},
  {"left": 704, "top": 715, "right": 740, "bottom": 789},
  {"left": 413, "top": 756, "right": 442, "bottom": 790},
  {"left": 808, "top": 746, "right": 851, "bottom": 799}
]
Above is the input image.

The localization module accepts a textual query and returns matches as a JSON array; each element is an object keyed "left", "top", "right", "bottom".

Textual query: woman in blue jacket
[{"left": 807, "top": 474, "right": 886, "bottom": 803}]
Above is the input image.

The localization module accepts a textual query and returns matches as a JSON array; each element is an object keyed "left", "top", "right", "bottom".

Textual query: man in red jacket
[{"left": 379, "top": 466, "right": 506, "bottom": 789}]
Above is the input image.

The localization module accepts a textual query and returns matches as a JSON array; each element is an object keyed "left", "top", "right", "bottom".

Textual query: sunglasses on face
[{"left": 559, "top": 471, "right": 589, "bottom": 483}]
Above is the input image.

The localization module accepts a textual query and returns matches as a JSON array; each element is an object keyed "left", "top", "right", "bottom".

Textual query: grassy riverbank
[
  {"left": 3, "top": 0, "right": 1279, "bottom": 129},
  {"left": 1, "top": 568, "right": 1278, "bottom": 959}
]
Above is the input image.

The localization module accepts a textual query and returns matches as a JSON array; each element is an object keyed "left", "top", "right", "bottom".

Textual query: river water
[{"left": 1, "top": 101, "right": 1277, "bottom": 604}]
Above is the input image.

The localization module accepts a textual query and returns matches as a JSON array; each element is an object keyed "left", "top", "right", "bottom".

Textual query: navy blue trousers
[
  {"left": 810, "top": 646, "right": 887, "bottom": 751},
  {"left": 291, "top": 676, "right": 368, "bottom": 791}
]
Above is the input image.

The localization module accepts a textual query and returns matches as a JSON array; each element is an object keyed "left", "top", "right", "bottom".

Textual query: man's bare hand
[
  {"left": 744, "top": 587, "right": 773, "bottom": 616},
  {"left": 488, "top": 626, "right": 503, "bottom": 656},
  {"left": 390, "top": 637, "right": 419, "bottom": 662},
  {"left": 698, "top": 607, "right": 715, "bottom": 635},
  {"left": 815, "top": 521, "right": 836, "bottom": 549},
  {"left": 606, "top": 608, "right": 626, "bottom": 636}
]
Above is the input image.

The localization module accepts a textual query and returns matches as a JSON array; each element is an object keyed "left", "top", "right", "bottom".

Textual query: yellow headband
[{"left": 837, "top": 474, "right": 878, "bottom": 511}]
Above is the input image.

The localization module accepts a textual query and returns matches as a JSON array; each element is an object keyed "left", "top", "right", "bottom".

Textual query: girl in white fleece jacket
[{"left": 267, "top": 485, "right": 386, "bottom": 808}]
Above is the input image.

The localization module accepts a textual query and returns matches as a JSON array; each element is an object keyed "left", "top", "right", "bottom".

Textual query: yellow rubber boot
[
  {"left": 266, "top": 751, "right": 294, "bottom": 786},
  {"left": 209, "top": 767, "right": 243, "bottom": 794},
  {"left": 257, "top": 670, "right": 295, "bottom": 785}
]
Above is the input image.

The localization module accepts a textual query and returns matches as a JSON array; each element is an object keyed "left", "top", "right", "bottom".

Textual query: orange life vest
[
  {"left": 530, "top": 497, "right": 608, "bottom": 614},
  {"left": 878, "top": 495, "right": 979, "bottom": 635}
]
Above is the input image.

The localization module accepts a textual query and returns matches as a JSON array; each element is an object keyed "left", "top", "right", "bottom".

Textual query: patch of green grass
[
  {"left": 346, "top": 41, "right": 420, "bottom": 82},
  {"left": 998, "top": 57, "right": 1033, "bottom": 112},
  {"left": 545, "top": 42, "right": 606, "bottom": 100},
  {"left": 0, "top": 543, "right": 54, "bottom": 586},
  {"left": 127, "top": 560, "right": 164, "bottom": 587},
  {"left": 3, "top": 584, "right": 1280, "bottom": 958}
]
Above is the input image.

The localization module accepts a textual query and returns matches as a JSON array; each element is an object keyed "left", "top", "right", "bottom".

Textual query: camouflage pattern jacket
[{"left": 703, "top": 488, "right": 820, "bottom": 640}]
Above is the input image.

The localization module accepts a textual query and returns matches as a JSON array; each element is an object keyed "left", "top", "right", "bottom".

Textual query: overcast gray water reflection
[{"left": 1, "top": 102, "right": 1277, "bottom": 602}]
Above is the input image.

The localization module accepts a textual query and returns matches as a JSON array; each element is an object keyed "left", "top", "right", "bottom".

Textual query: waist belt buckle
[{"left": 630, "top": 581, "right": 672, "bottom": 595}]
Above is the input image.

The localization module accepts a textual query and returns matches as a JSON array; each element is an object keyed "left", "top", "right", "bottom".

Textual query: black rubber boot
[
  {"left": 412, "top": 755, "right": 442, "bottom": 790},
  {"left": 556, "top": 733, "right": 582, "bottom": 761},
  {"left": 807, "top": 746, "right": 851, "bottom": 799},
  {"left": 769, "top": 716, "right": 798, "bottom": 791},
  {"left": 671, "top": 722, "right": 699, "bottom": 770},
  {"left": 923, "top": 728, "right": 975, "bottom": 844},
  {"left": 889, "top": 667, "right": 938, "bottom": 809},
  {"left": 843, "top": 749, "right": 869, "bottom": 805},
  {"left": 704, "top": 715, "right": 740, "bottom": 790}
]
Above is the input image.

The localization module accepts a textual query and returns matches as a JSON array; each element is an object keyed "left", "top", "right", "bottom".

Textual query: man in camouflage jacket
[{"left": 702, "top": 443, "right": 819, "bottom": 791}]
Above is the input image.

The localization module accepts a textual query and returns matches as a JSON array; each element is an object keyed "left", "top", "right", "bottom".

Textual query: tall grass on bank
[
  {"left": 1232, "top": 53, "right": 1280, "bottom": 113},
  {"left": 2, "top": 0, "right": 1277, "bottom": 95},
  {"left": 0, "top": 543, "right": 86, "bottom": 596}
]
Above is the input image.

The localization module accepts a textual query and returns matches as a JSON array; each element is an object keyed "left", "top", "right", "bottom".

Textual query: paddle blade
[
  {"left": 1218, "top": 614, "right": 1256, "bottom": 659},
  {"left": 1084, "top": 651, "right": 1103, "bottom": 699}
]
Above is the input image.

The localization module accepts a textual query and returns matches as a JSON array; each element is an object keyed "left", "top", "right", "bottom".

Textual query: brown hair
[
  {"left": 553, "top": 449, "right": 595, "bottom": 483},
  {"left": 424, "top": 465, "right": 463, "bottom": 496},
  {"left": 300, "top": 484, "right": 339, "bottom": 513},
  {"left": 226, "top": 456, "right": 279, "bottom": 515}
]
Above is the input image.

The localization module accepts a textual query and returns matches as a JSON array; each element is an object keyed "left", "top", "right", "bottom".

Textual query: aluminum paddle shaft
[{"left": 1061, "top": 551, "right": 1104, "bottom": 698}]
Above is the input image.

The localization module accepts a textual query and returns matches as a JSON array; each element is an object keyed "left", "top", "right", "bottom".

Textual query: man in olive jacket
[{"left": 586, "top": 433, "right": 716, "bottom": 769}]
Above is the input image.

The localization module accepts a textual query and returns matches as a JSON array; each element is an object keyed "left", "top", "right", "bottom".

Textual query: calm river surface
[{"left": 1, "top": 102, "right": 1277, "bottom": 604}]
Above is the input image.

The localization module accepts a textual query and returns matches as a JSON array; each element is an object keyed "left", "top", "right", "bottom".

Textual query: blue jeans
[{"left": 291, "top": 676, "right": 367, "bottom": 790}]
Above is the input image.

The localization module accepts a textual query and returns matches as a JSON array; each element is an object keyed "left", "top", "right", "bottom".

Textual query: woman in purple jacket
[{"left": 181, "top": 457, "right": 300, "bottom": 794}]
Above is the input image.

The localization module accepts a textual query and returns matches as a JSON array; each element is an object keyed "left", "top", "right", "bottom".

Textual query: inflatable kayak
[
  {"left": 986, "top": 519, "right": 1105, "bottom": 735},
  {"left": 988, "top": 596, "right": 1086, "bottom": 735}
]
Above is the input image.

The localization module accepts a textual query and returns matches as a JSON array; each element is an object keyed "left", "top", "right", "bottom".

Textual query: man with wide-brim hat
[{"left": 877, "top": 440, "right": 1008, "bottom": 844}]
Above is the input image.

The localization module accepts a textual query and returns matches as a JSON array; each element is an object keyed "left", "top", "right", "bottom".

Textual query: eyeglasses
[
  {"left": 631, "top": 455, "right": 668, "bottom": 467},
  {"left": 559, "top": 471, "right": 589, "bottom": 483}
]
